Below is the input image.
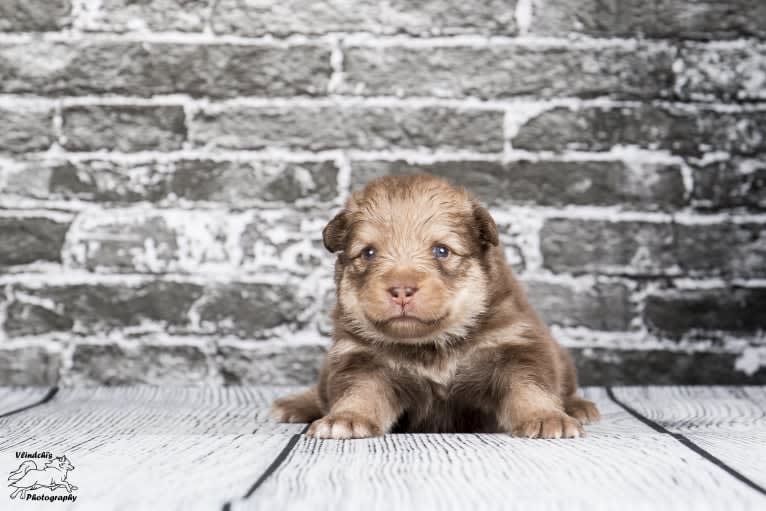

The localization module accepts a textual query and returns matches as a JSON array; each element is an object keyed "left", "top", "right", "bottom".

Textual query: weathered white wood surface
[
  {"left": 0, "top": 386, "right": 764, "bottom": 511},
  {"left": 0, "top": 387, "right": 303, "bottom": 511},
  {"left": 1, "top": 386, "right": 305, "bottom": 438},
  {"left": 0, "top": 387, "right": 54, "bottom": 417},
  {"left": 612, "top": 387, "right": 766, "bottom": 432},
  {"left": 612, "top": 386, "right": 766, "bottom": 490}
]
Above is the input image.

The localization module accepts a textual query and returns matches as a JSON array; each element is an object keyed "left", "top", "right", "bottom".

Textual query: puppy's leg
[
  {"left": 272, "top": 386, "right": 323, "bottom": 423},
  {"left": 559, "top": 345, "right": 600, "bottom": 425},
  {"left": 307, "top": 377, "right": 401, "bottom": 440},
  {"left": 493, "top": 344, "right": 584, "bottom": 439},
  {"left": 499, "top": 380, "right": 584, "bottom": 439}
]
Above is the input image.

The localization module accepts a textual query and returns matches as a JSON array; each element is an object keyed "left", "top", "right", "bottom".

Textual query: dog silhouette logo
[{"left": 8, "top": 455, "right": 78, "bottom": 501}]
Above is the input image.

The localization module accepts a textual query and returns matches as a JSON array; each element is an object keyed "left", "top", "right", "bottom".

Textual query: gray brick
[
  {"left": 0, "top": 0, "right": 71, "bottom": 32},
  {"left": 0, "top": 346, "right": 60, "bottom": 386},
  {"left": 528, "top": 0, "right": 766, "bottom": 40},
  {"left": 342, "top": 44, "right": 674, "bottom": 99},
  {"left": 166, "top": 159, "right": 340, "bottom": 205},
  {"left": 524, "top": 279, "right": 635, "bottom": 331},
  {"left": 676, "top": 44, "right": 766, "bottom": 101},
  {"left": 0, "top": 41, "right": 331, "bottom": 97},
  {"left": 541, "top": 218, "right": 766, "bottom": 277},
  {"left": 239, "top": 212, "right": 330, "bottom": 275},
  {"left": 0, "top": 159, "right": 52, "bottom": 198},
  {"left": 194, "top": 283, "right": 312, "bottom": 339},
  {"left": 5, "top": 282, "right": 204, "bottom": 337},
  {"left": 65, "top": 208, "right": 330, "bottom": 275},
  {"left": 675, "top": 222, "right": 766, "bottom": 278},
  {"left": 3, "top": 159, "right": 339, "bottom": 205},
  {"left": 513, "top": 105, "right": 766, "bottom": 157},
  {"left": 691, "top": 158, "right": 766, "bottom": 210},
  {"left": 0, "top": 215, "right": 72, "bottom": 266},
  {"left": 572, "top": 347, "right": 766, "bottom": 385},
  {"left": 69, "top": 343, "right": 210, "bottom": 385},
  {"left": 540, "top": 219, "right": 677, "bottom": 276},
  {"left": 62, "top": 106, "right": 186, "bottom": 152},
  {"left": 211, "top": 0, "right": 516, "bottom": 36},
  {"left": 191, "top": 104, "right": 504, "bottom": 152},
  {"left": 352, "top": 159, "right": 686, "bottom": 209},
  {"left": 644, "top": 287, "right": 766, "bottom": 338},
  {"left": 0, "top": 106, "right": 54, "bottom": 153},
  {"left": 67, "top": 212, "right": 183, "bottom": 273},
  {"left": 218, "top": 342, "right": 326, "bottom": 385},
  {"left": 94, "top": 0, "right": 208, "bottom": 32}
]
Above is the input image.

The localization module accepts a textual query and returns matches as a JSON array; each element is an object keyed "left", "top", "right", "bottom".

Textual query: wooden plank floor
[{"left": 1, "top": 387, "right": 765, "bottom": 510}]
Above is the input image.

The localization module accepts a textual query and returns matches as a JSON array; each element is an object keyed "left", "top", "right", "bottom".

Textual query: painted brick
[
  {"left": 540, "top": 218, "right": 677, "bottom": 276},
  {"left": 525, "top": 279, "right": 635, "bottom": 331},
  {"left": 572, "top": 347, "right": 766, "bottom": 385},
  {"left": 0, "top": 41, "right": 331, "bottom": 97},
  {"left": 64, "top": 208, "right": 330, "bottom": 275},
  {"left": 62, "top": 106, "right": 187, "bottom": 152},
  {"left": 193, "top": 283, "right": 312, "bottom": 338},
  {"left": 92, "top": 0, "right": 208, "bottom": 32},
  {"left": 218, "top": 342, "right": 326, "bottom": 385},
  {"left": 351, "top": 159, "right": 686, "bottom": 209},
  {"left": 2, "top": 159, "right": 339, "bottom": 206},
  {"left": 644, "top": 287, "right": 766, "bottom": 337},
  {"left": 512, "top": 105, "right": 766, "bottom": 157},
  {"left": 342, "top": 44, "right": 674, "bottom": 99},
  {"left": 676, "top": 44, "right": 766, "bottom": 101},
  {"left": 0, "top": 106, "right": 54, "bottom": 153},
  {"left": 5, "top": 282, "right": 204, "bottom": 337},
  {"left": 691, "top": 157, "right": 766, "bottom": 210},
  {"left": 69, "top": 342, "right": 210, "bottom": 385},
  {"left": 528, "top": 0, "right": 766, "bottom": 40},
  {"left": 0, "top": 0, "right": 71, "bottom": 32},
  {"left": 211, "top": 0, "right": 517, "bottom": 36},
  {"left": 675, "top": 222, "right": 766, "bottom": 278},
  {"left": 0, "top": 345, "right": 61, "bottom": 386},
  {"left": 0, "top": 214, "right": 72, "bottom": 266},
  {"left": 191, "top": 104, "right": 504, "bottom": 152}
]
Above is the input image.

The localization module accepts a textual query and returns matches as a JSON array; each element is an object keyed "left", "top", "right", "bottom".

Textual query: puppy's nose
[{"left": 388, "top": 286, "right": 418, "bottom": 305}]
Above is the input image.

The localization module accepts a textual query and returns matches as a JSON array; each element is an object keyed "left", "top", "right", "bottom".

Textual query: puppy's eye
[
  {"left": 361, "top": 247, "right": 376, "bottom": 260},
  {"left": 432, "top": 245, "right": 450, "bottom": 259}
]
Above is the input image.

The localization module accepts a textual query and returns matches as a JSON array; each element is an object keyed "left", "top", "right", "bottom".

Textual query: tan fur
[{"left": 272, "top": 175, "right": 600, "bottom": 439}]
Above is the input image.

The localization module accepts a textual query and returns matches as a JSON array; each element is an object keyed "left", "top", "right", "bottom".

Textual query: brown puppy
[{"left": 272, "top": 175, "right": 600, "bottom": 439}]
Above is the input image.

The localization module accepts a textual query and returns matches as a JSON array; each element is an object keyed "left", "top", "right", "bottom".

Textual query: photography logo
[{"left": 8, "top": 452, "right": 78, "bottom": 503}]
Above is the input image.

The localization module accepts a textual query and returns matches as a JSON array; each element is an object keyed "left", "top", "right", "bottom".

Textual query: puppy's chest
[{"left": 390, "top": 356, "right": 474, "bottom": 399}]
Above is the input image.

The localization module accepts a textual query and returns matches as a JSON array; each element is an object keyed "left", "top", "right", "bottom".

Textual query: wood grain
[
  {"left": 0, "top": 386, "right": 306, "bottom": 440},
  {"left": 612, "top": 386, "right": 766, "bottom": 432},
  {"left": 684, "top": 432, "right": 766, "bottom": 489},
  {"left": 0, "top": 433, "right": 293, "bottom": 510},
  {"left": 0, "top": 387, "right": 55, "bottom": 417},
  {"left": 1, "top": 386, "right": 765, "bottom": 510},
  {"left": 236, "top": 433, "right": 764, "bottom": 511},
  {"left": 612, "top": 386, "right": 766, "bottom": 497}
]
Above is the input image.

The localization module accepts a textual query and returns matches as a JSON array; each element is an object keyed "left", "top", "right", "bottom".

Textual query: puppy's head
[{"left": 324, "top": 175, "right": 499, "bottom": 345}]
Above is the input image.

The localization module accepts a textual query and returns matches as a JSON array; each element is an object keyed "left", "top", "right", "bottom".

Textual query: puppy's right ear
[{"left": 322, "top": 210, "right": 348, "bottom": 253}]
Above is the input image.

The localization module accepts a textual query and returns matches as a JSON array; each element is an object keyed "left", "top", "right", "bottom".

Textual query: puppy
[{"left": 272, "top": 175, "right": 599, "bottom": 439}]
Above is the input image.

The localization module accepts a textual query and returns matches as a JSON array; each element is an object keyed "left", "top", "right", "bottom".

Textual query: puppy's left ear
[
  {"left": 473, "top": 204, "right": 499, "bottom": 247},
  {"left": 323, "top": 210, "right": 348, "bottom": 253}
]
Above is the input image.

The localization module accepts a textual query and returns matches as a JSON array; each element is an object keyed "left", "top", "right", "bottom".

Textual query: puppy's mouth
[{"left": 367, "top": 312, "right": 448, "bottom": 328}]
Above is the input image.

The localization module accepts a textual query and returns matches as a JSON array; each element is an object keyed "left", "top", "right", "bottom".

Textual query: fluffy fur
[{"left": 272, "top": 175, "right": 599, "bottom": 439}]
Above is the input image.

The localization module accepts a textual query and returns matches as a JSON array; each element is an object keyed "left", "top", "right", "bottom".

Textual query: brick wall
[{"left": 1, "top": 0, "right": 765, "bottom": 386}]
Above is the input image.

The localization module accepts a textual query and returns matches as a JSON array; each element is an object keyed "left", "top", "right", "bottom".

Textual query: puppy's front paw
[
  {"left": 513, "top": 411, "right": 584, "bottom": 439},
  {"left": 307, "top": 413, "right": 382, "bottom": 439},
  {"left": 271, "top": 395, "right": 321, "bottom": 423},
  {"left": 565, "top": 397, "right": 601, "bottom": 425}
]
